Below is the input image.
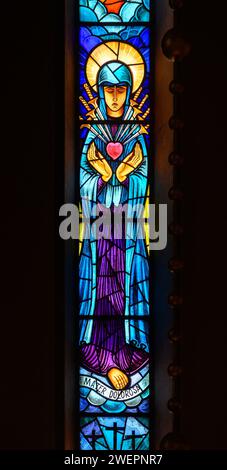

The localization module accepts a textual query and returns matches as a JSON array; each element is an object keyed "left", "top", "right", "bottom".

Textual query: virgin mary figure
[{"left": 80, "top": 42, "right": 149, "bottom": 391}]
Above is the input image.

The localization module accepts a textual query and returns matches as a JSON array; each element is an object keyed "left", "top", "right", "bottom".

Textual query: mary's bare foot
[{"left": 107, "top": 368, "right": 129, "bottom": 390}]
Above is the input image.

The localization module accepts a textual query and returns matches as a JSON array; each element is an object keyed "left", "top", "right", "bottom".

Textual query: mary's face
[{"left": 104, "top": 85, "right": 127, "bottom": 117}]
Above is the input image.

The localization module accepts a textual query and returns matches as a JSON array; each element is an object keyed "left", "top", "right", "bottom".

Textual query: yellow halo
[{"left": 85, "top": 41, "right": 145, "bottom": 94}]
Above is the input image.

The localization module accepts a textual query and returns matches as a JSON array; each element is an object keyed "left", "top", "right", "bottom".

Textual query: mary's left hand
[{"left": 116, "top": 143, "right": 143, "bottom": 182}]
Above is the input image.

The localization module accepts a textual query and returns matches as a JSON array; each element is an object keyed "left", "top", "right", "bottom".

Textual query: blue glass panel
[
  {"left": 81, "top": 417, "right": 149, "bottom": 450},
  {"left": 79, "top": 0, "right": 151, "bottom": 23}
]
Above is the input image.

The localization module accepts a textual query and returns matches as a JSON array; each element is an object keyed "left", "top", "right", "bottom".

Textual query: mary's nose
[{"left": 113, "top": 86, "right": 117, "bottom": 101}]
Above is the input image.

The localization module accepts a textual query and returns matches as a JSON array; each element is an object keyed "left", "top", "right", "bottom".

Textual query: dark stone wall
[
  {"left": 181, "top": 0, "right": 227, "bottom": 449},
  {"left": 0, "top": 1, "right": 64, "bottom": 449}
]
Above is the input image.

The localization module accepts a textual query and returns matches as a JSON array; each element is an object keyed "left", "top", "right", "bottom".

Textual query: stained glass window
[{"left": 79, "top": 0, "right": 152, "bottom": 451}]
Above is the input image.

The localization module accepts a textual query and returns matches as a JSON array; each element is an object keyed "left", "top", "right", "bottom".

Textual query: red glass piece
[{"left": 101, "top": 0, "right": 125, "bottom": 15}]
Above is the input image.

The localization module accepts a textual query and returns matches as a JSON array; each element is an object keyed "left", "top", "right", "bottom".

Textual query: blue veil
[{"left": 98, "top": 61, "right": 133, "bottom": 120}]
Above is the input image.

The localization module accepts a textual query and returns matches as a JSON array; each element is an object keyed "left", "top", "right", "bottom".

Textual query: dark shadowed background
[{"left": 1, "top": 0, "right": 227, "bottom": 450}]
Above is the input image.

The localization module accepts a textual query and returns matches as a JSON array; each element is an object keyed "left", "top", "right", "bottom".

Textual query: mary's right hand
[{"left": 87, "top": 142, "right": 112, "bottom": 182}]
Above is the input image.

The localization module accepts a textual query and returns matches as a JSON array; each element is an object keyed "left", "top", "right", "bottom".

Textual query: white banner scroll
[{"left": 80, "top": 373, "right": 149, "bottom": 402}]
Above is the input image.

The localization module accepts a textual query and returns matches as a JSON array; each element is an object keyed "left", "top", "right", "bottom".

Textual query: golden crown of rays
[{"left": 86, "top": 41, "right": 145, "bottom": 94}]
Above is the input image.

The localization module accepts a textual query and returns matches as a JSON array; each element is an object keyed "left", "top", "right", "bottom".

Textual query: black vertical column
[
  {"left": 181, "top": 0, "right": 227, "bottom": 449},
  {"left": 0, "top": 1, "right": 64, "bottom": 449}
]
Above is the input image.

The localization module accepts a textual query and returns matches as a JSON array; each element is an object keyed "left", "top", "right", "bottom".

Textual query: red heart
[{"left": 106, "top": 142, "right": 123, "bottom": 160}]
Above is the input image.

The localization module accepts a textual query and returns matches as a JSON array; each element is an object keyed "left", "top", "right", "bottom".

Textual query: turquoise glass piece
[{"left": 79, "top": 0, "right": 150, "bottom": 23}]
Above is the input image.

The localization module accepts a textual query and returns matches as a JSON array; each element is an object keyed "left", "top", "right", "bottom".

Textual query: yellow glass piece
[
  {"left": 129, "top": 64, "right": 145, "bottom": 94},
  {"left": 87, "top": 142, "right": 112, "bottom": 182},
  {"left": 118, "top": 42, "right": 143, "bottom": 66},
  {"left": 105, "top": 41, "right": 120, "bottom": 56},
  {"left": 91, "top": 43, "right": 117, "bottom": 67},
  {"left": 79, "top": 202, "right": 84, "bottom": 255},
  {"left": 116, "top": 142, "right": 143, "bottom": 182},
  {"left": 85, "top": 57, "right": 100, "bottom": 89},
  {"left": 107, "top": 368, "right": 129, "bottom": 390},
  {"left": 144, "top": 185, "right": 150, "bottom": 256}
]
